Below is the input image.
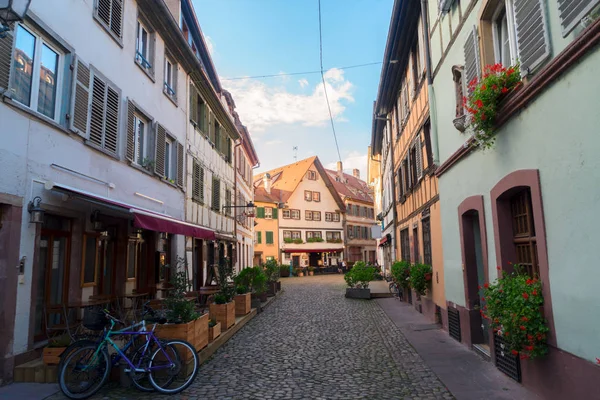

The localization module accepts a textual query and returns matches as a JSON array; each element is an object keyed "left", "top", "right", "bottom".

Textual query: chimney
[
  {"left": 336, "top": 161, "right": 343, "bottom": 172},
  {"left": 353, "top": 169, "right": 360, "bottom": 179},
  {"left": 263, "top": 173, "right": 271, "bottom": 194}
]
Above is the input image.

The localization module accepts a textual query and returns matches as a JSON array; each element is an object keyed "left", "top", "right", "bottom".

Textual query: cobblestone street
[{"left": 48, "top": 275, "right": 453, "bottom": 400}]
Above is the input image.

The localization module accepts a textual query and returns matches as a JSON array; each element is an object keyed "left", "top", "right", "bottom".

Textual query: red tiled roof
[{"left": 324, "top": 169, "right": 374, "bottom": 204}]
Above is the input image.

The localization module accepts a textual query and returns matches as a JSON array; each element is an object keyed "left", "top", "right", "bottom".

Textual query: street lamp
[
  {"left": 27, "top": 196, "right": 44, "bottom": 224},
  {"left": 0, "top": 0, "right": 31, "bottom": 36}
]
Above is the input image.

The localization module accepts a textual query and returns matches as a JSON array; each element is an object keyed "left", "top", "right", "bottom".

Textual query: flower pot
[
  {"left": 209, "top": 301, "right": 236, "bottom": 330},
  {"left": 208, "top": 322, "right": 221, "bottom": 342},
  {"left": 308, "top": 271, "right": 314, "bottom": 276},
  {"left": 234, "top": 293, "right": 251, "bottom": 316},
  {"left": 43, "top": 347, "right": 65, "bottom": 365},
  {"left": 298, "top": 272, "right": 304, "bottom": 277}
]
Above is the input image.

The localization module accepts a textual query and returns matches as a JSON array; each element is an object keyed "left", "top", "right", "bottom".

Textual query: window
[
  {"left": 256, "top": 231, "right": 262, "bottom": 244},
  {"left": 492, "top": 2, "right": 517, "bottom": 67},
  {"left": 88, "top": 71, "right": 120, "bottom": 154},
  {"left": 307, "top": 170, "right": 317, "bottom": 180},
  {"left": 312, "top": 211, "right": 321, "bottom": 221},
  {"left": 333, "top": 212, "right": 340, "bottom": 222},
  {"left": 326, "top": 231, "right": 341, "bottom": 241},
  {"left": 304, "top": 191, "right": 312, "bottom": 201},
  {"left": 154, "top": 125, "right": 183, "bottom": 187},
  {"left": 12, "top": 25, "right": 63, "bottom": 120},
  {"left": 413, "top": 226, "right": 420, "bottom": 263},
  {"left": 192, "top": 160, "right": 204, "bottom": 204},
  {"left": 291, "top": 209, "right": 300, "bottom": 220},
  {"left": 225, "top": 188, "right": 232, "bottom": 216},
  {"left": 400, "top": 228, "right": 411, "bottom": 263},
  {"left": 305, "top": 210, "right": 313, "bottom": 221},
  {"left": 94, "top": 0, "right": 123, "bottom": 41},
  {"left": 165, "top": 137, "right": 174, "bottom": 180},
  {"left": 190, "top": 84, "right": 208, "bottom": 133},
  {"left": 212, "top": 177, "right": 220, "bottom": 211},
  {"left": 81, "top": 233, "right": 99, "bottom": 286},
  {"left": 353, "top": 205, "right": 359, "bottom": 216},
  {"left": 346, "top": 204, "right": 352, "bottom": 215},
  {"left": 452, "top": 66, "right": 466, "bottom": 118},
  {"left": 312, "top": 192, "right": 321, "bottom": 202},
  {"left": 266, "top": 256, "right": 275, "bottom": 261},
  {"left": 347, "top": 225, "right": 353, "bottom": 238},
  {"left": 133, "top": 114, "right": 147, "bottom": 165},
  {"left": 135, "top": 19, "right": 153, "bottom": 74},
  {"left": 557, "top": 0, "right": 600, "bottom": 36},
  {"left": 282, "top": 209, "right": 291, "bottom": 219},
  {"left": 164, "top": 56, "right": 177, "bottom": 99},
  {"left": 292, "top": 231, "right": 302, "bottom": 239},
  {"left": 510, "top": 189, "right": 539, "bottom": 278},
  {"left": 422, "top": 217, "right": 432, "bottom": 265},
  {"left": 325, "top": 212, "right": 333, "bottom": 222},
  {"left": 127, "top": 240, "right": 138, "bottom": 279},
  {"left": 265, "top": 207, "right": 273, "bottom": 219},
  {"left": 266, "top": 231, "right": 274, "bottom": 245}
]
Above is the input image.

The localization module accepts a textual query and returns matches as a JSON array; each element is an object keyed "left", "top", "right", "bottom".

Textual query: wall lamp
[
  {"left": 0, "top": 0, "right": 31, "bottom": 37},
  {"left": 90, "top": 210, "right": 104, "bottom": 231},
  {"left": 27, "top": 196, "right": 44, "bottom": 224},
  {"left": 222, "top": 201, "right": 256, "bottom": 217}
]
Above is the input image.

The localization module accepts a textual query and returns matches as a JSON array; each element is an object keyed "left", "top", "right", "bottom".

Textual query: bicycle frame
[{"left": 83, "top": 319, "right": 175, "bottom": 374}]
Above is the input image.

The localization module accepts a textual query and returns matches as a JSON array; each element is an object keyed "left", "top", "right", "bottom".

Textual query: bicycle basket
[{"left": 82, "top": 306, "right": 106, "bottom": 331}]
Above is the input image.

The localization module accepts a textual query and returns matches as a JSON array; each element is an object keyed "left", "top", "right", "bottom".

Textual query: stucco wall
[
  {"left": 436, "top": 42, "right": 600, "bottom": 363},
  {"left": 253, "top": 201, "right": 279, "bottom": 262}
]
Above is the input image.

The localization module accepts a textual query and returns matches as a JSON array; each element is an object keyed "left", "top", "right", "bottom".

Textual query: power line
[
  {"left": 220, "top": 61, "right": 382, "bottom": 81},
  {"left": 318, "top": 0, "right": 342, "bottom": 163}
]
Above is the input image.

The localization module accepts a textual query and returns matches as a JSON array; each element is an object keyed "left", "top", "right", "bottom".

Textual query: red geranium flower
[
  {"left": 484, "top": 283, "right": 489, "bottom": 289},
  {"left": 481, "top": 113, "right": 487, "bottom": 121},
  {"left": 492, "top": 84, "right": 498, "bottom": 90},
  {"left": 520, "top": 326, "right": 526, "bottom": 331},
  {"left": 526, "top": 279, "right": 533, "bottom": 285},
  {"left": 475, "top": 99, "right": 484, "bottom": 108},
  {"left": 522, "top": 292, "right": 529, "bottom": 300},
  {"left": 596, "top": 358, "right": 600, "bottom": 365},
  {"left": 501, "top": 87, "right": 508, "bottom": 94},
  {"left": 481, "top": 84, "right": 487, "bottom": 91},
  {"left": 521, "top": 316, "right": 528, "bottom": 322},
  {"left": 511, "top": 350, "right": 518, "bottom": 356}
]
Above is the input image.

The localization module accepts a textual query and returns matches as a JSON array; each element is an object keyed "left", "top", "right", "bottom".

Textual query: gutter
[{"left": 421, "top": 0, "right": 440, "bottom": 165}]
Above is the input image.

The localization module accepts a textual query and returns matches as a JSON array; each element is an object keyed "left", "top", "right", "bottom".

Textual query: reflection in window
[
  {"left": 38, "top": 44, "right": 58, "bottom": 119},
  {"left": 13, "top": 25, "right": 36, "bottom": 107}
]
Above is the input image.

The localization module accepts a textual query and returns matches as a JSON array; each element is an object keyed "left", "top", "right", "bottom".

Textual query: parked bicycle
[
  {"left": 58, "top": 304, "right": 199, "bottom": 399},
  {"left": 387, "top": 278, "right": 404, "bottom": 301}
]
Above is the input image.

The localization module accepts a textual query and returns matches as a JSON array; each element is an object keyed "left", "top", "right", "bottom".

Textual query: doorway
[
  {"left": 194, "top": 239, "right": 204, "bottom": 290},
  {"left": 308, "top": 252, "right": 321, "bottom": 267},
  {"left": 462, "top": 210, "right": 490, "bottom": 354},
  {"left": 34, "top": 215, "right": 71, "bottom": 341},
  {"left": 98, "top": 232, "right": 117, "bottom": 296},
  {"left": 292, "top": 256, "right": 300, "bottom": 268}
]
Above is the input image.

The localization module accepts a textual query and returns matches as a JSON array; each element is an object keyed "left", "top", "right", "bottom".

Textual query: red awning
[
  {"left": 282, "top": 248, "right": 343, "bottom": 253},
  {"left": 378, "top": 236, "right": 388, "bottom": 246},
  {"left": 47, "top": 182, "right": 216, "bottom": 240}
]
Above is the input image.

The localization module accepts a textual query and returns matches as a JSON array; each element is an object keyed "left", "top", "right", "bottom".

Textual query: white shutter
[
  {"left": 70, "top": 57, "right": 91, "bottom": 137},
  {"left": 155, "top": 123, "right": 166, "bottom": 176},
  {"left": 513, "top": 0, "right": 551, "bottom": 75},
  {"left": 0, "top": 31, "right": 14, "bottom": 93},
  {"left": 556, "top": 0, "right": 600, "bottom": 37},
  {"left": 126, "top": 100, "right": 135, "bottom": 161},
  {"left": 463, "top": 25, "right": 481, "bottom": 93}
]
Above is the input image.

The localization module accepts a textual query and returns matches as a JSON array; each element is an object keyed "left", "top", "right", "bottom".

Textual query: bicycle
[
  {"left": 59, "top": 305, "right": 199, "bottom": 399},
  {"left": 388, "top": 279, "right": 404, "bottom": 301}
]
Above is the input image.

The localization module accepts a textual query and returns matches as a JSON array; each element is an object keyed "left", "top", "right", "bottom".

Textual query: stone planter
[
  {"left": 208, "top": 322, "right": 221, "bottom": 342},
  {"left": 209, "top": 301, "right": 236, "bottom": 330},
  {"left": 234, "top": 293, "right": 251, "bottom": 316},
  {"left": 345, "top": 288, "right": 371, "bottom": 299},
  {"left": 43, "top": 347, "right": 65, "bottom": 365}
]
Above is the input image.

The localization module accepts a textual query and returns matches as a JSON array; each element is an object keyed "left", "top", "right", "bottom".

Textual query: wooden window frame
[
  {"left": 304, "top": 190, "right": 312, "bottom": 201},
  {"left": 305, "top": 210, "right": 313, "bottom": 221},
  {"left": 312, "top": 211, "right": 321, "bottom": 221},
  {"left": 307, "top": 170, "right": 317, "bottom": 180},
  {"left": 282, "top": 209, "right": 291, "bottom": 219},
  {"left": 312, "top": 191, "right": 321, "bottom": 202},
  {"left": 291, "top": 209, "right": 300, "bottom": 220},
  {"left": 325, "top": 212, "right": 333, "bottom": 222},
  {"left": 264, "top": 207, "right": 273, "bottom": 219},
  {"left": 81, "top": 233, "right": 100, "bottom": 287},
  {"left": 333, "top": 213, "right": 340, "bottom": 222}
]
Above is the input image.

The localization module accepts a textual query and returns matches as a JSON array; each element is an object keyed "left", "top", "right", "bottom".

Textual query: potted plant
[
  {"left": 307, "top": 266, "right": 315, "bottom": 276},
  {"left": 155, "top": 257, "right": 209, "bottom": 354},
  {"left": 209, "top": 260, "right": 237, "bottom": 330},
  {"left": 344, "top": 261, "right": 376, "bottom": 299},
  {"left": 482, "top": 264, "right": 549, "bottom": 360},
  {"left": 292, "top": 238, "right": 303, "bottom": 244},
  {"left": 297, "top": 267, "right": 304, "bottom": 277},
  {"left": 43, "top": 334, "right": 71, "bottom": 365},
  {"left": 409, "top": 263, "right": 433, "bottom": 297},
  {"left": 391, "top": 260, "right": 411, "bottom": 290},
  {"left": 208, "top": 319, "right": 221, "bottom": 342},
  {"left": 233, "top": 285, "right": 251, "bottom": 316},
  {"left": 263, "top": 259, "right": 279, "bottom": 296},
  {"left": 280, "top": 264, "right": 290, "bottom": 278}
]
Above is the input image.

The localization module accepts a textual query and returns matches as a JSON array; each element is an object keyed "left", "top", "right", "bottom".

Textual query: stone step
[{"left": 14, "top": 359, "right": 58, "bottom": 384}]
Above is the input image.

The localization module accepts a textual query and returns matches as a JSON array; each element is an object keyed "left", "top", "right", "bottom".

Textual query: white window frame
[
  {"left": 307, "top": 170, "right": 317, "bottom": 180},
  {"left": 12, "top": 24, "right": 64, "bottom": 122},
  {"left": 304, "top": 190, "right": 312, "bottom": 201},
  {"left": 292, "top": 231, "right": 301, "bottom": 240},
  {"left": 133, "top": 114, "right": 147, "bottom": 165},
  {"left": 264, "top": 207, "right": 273, "bottom": 219},
  {"left": 325, "top": 212, "right": 332, "bottom": 222},
  {"left": 291, "top": 209, "right": 300, "bottom": 220},
  {"left": 164, "top": 56, "right": 176, "bottom": 97},
  {"left": 333, "top": 213, "right": 340, "bottom": 222},
  {"left": 165, "top": 136, "right": 174, "bottom": 180},
  {"left": 491, "top": 1, "right": 518, "bottom": 67},
  {"left": 283, "top": 230, "right": 291, "bottom": 239},
  {"left": 282, "top": 209, "right": 291, "bottom": 219},
  {"left": 136, "top": 20, "right": 152, "bottom": 71}
]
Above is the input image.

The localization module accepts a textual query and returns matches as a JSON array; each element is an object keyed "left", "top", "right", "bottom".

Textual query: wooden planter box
[
  {"left": 209, "top": 301, "right": 236, "bottom": 330},
  {"left": 345, "top": 288, "right": 371, "bottom": 299},
  {"left": 195, "top": 313, "right": 209, "bottom": 351},
  {"left": 208, "top": 322, "right": 221, "bottom": 342},
  {"left": 276, "top": 281, "right": 281, "bottom": 291},
  {"left": 43, "top": 347, "right": 65, "bottom": 365},
  {"left": 234, "top": 293, "right": 251, "bottom": 316},
  {"left": 267, "top": 282, "right": 276, "bottom": 297},
  {"left": 154, "top": 313, "right": 209, "bottom": 358}
]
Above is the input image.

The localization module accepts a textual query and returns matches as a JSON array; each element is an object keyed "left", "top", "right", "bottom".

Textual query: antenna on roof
[{"left": 293, "top": 146, "right": 298, "bottom": 162}]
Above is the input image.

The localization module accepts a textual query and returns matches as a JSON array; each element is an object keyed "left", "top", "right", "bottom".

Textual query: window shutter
[
  {"left": 89, "top": 75, "right": 106, "bottom": 148},
  {"left": 0, "top": 31, "right": 13, "bottom": 92},
  {"left": 192, "top": 160, "right": 201, "bottom": 202},
  {"left": 177, "top": 141, "right": 184, "bottom": 188},
  {"left": 126, "top": 100, "right": 135, "bottom": 161},
  {"left": 212, "top": 177, "right": 220, "bottom": 211},
  {"left": 97, "top": 0, "right": 123, "bottom": 39},
  {"left": 266, "top": 231, "right": 273, "bottom": 244},
  {"left": 257, "top": 231, "right": 262, "bottom": 244},
  {"left": 189, "top": 83, "right": 198, "bottom": 126},
  {"left": 69, "top": 57, "right": 91, "bottom": 137},
  {"left": 257, "top": 207, "right": 265, "bottom": 218},
  {"left": 463, "top": 25, "right": 481, "bottom": 93},
  {"left": 415, "top": 137, "right": 423, "bottom": 180},
  {"left": 209, "top": 112, "right": 215, "bottom": 143},
  {"left": 557, "top": 0, "right": 600, "bottom": 36},
  {"left": 272, "top": 208, "right": 278, "bottom": 220},
  {"left": 155, "top": 123, "right": 166, "bottom": 176},
  {"left": 406, "top": 155, "right": 412, "bottom": 190},
  {"left": 514, "top": 0, "right": 551, "bottom": 75},
  {"left": 104, "top": 86, "right": 119, "bottom": 154}
]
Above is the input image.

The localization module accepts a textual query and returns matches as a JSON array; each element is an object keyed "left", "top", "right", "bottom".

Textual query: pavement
[{"left": 2, "top": 275, "right": 538, "bottom": 399}]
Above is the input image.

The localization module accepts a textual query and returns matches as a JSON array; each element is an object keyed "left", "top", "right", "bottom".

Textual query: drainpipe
[
  {"left": 234, "top": 138, "right": 243, "bottom": 270},
  {"left": 421, "top": 0, "right": 440, "bottom": 165}
]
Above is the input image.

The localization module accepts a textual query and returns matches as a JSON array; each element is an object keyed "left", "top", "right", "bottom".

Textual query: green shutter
[
  {"left": 272, "top": 208, "right": 278, "bottom": 219},
  {"left": 257, "top": 207, "right": 265, "bottom": 218},
  {"left": 257, "top": 232, "right": 262, "bottom": 244},
  {"left": 266, "top": 231, "right": 274, "bottom": 244}
]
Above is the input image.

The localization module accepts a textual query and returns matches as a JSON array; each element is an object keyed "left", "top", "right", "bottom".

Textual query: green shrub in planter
[
  {"left": 236, "top": 285, "right": 248, "bottom": 295},
  {"left": 409, "top": 263, "right": 433, "bottom": 296},
  {"left": 391, "top": 260, "right": 411, "bottom": 288},
  {"left": 344, "top": 261, "right": 376, "bottom": 289},
  {"left": 214, "top": 293, "right": 228, "bottom": 304},
  {"left": 279, "top": 265, "right": 290, "bottom": 277}
]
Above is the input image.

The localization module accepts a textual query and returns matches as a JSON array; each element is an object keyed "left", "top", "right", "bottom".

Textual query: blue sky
[{"left": 193, "top": 0, "right": 393, "bottom": 179}]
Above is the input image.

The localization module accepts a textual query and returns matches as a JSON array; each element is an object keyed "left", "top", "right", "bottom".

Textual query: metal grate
[
  {"left": 494, "top": 334, "right": 521, "bottom": 382},
  {"left": 448, "top": 307, "right": 461, "bottom": 342}
]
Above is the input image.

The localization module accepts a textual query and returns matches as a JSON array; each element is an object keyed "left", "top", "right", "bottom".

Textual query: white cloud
[
  {"left": 327, "top": 151, "right": 368, "bottom": 181},
  {"left": 222, "top": 68, "right": 354, "bottom": 132},
  {"left": 265, "top": 139, "right": 283, "bottom": 146},
  {"left": 298, "top": 78, "right": 309, "bottom": 88},
  {"left": 206, "top": 36, "right": 215, "bottom": 56}
]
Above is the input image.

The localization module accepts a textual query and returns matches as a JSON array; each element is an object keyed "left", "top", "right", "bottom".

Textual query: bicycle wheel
[
  {"left": 388, "top": 282, "right": 395, "bottom": 295},
  {"left": 59, "top": 344, "right": 110, "bottom": 399},
  {"left": 147, "top": 339, "right": 198, "bottom": 394},
  {"left": 58, "top": 339, "right": 98, "bottom": 372},
  {"left": 129, "top": 340, "right": 181, "bottom": 392}
]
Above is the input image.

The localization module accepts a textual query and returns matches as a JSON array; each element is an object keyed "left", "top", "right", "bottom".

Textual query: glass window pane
[
  {"left": 127, "top": 242, "right": 136, "bottom": 279},
  {"left": 13, "top": 25, "right": 36, "bottom": 107},
  {"left": 165, "top": 141, "right": 171, "bottom": 178},
  {"left": 37, "top": 43, "right": 59, "bottom": 119},
  {"left": 83, "top": 235, "right": 98, "bottom": 284}
]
